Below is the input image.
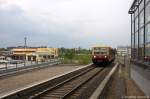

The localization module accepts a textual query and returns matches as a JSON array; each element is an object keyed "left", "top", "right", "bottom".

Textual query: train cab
[{"left": 91, "top": 45, "right": 115, "bottom": 65}]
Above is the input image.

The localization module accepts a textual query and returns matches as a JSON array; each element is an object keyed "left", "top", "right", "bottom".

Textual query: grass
[{"left": 62, "top": 54, "right": 92, "bottom": 65}]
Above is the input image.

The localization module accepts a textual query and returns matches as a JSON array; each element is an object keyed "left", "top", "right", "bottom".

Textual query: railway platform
[
  {"left": 0, "top": 62, "right": 149, "bottom": 99},
  {"left": 0, "top": 64, "right": 85, "bottom": 97},
  {"left": 116, "top": 56, "right": 150, "bottom": 98}
]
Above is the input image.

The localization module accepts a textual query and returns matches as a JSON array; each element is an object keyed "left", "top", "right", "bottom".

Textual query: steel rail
[
  {"left": 60, "top": 68, "right": 104, "bottom": 99},
  {"left": 30, "top": 66, "right": 95, "bottom": 99},
  {"left": 34, "top": 68, "right": 102, "bottom": 99}
]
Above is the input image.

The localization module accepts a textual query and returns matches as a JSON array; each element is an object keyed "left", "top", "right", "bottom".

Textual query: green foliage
[
  {"left": 64, "top": 50, "right": 75, "bottom": 59},
  {"left": 74, "top": 54, "right": 92, "bottom": 65},
  {"left": 59, "top": 47, "right": 92, "bottom": 65}
]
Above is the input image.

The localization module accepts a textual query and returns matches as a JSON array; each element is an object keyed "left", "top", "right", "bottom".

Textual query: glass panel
[
  {"left": 146, "top": 0, "right": 150, "bottom": 4},
  {"left": 132, "top": 14, "right": 135, "bottom": 22},
  {"left": 135, "top": 17, "right": 139, "bottom": 32},
  {"left": 135, "top": 8, "right": 138, "bottom": 17},
  {"left": 145, "top": 44, "right": 150, "bottom": 57},
  {"left": 94, "top": 52, "right": 100, "bottom": 54},
  {"left": 145, "top": 23, "right": 150, "bottom": 44},
  {"left": 132, "top": 34, "right": 135, "bottom": 48},
  {"left": 135, "top": 32, "right": 138, "bottom": 59},
  {"left": 139, "top": 0, "right": 144, "bottom": 11},
  {"left": 139, "top": 28, "right": 144, "bottom": 45},
  {"left": 139, "top": 47, "right": 144, "bottom": 59},
  {"left": 132, "top": 22, "right": 135, "bottom": 34},
  {"left": 135, "top": 32, "right": 138, "bottom": 48},
  {"left": 146, "top": 2, "right": 150, "bottom": 23},
  {"left": 139, "top": 28, "right": 144, "bottom": 59},
  {"left": 139, "top": 11, "right": 144, "bottom": 27}
]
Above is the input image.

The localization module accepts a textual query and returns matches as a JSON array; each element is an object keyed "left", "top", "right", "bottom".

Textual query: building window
[
  {"left": 145, "top": 44, "right": 150, "bottom": 57},
  {"left": 135, "top": 8, "right": 138, "bottom": 17},
  {"left": 146, "top": 0, "right": 150, "bottom": 4},
  {"left": 139, "top": 28, "right": 144, "bottom": 45},
  {"left": 135, "top": 32, "right": 138, "bottom": 47},
  {"left": 132, "top": 21, "right": 135, "bottom": 33},
  {"left": 139, "top": 11, "right": 144, "bottom": 28},
  {"left": 145, "top": 23, "right": 150, "bottom": 44},
  {"left": 131, "top": 33, "right": 135, "bottom": 58},
  {"left": 146, "top": 2, "right": 150, "bottom": 23},
  {"left": 139, "top": 28, "right": 144, "bottom": 59},
  {"left": 135, "top": 32, "right": 138, "bottom": 58},
  {"left": 132, "top": 34, "right": 135, "bottom": 48},
  {"left": 135, "top": 17, "right": 138, "bottom": 32},
  {"left": 132, "top": 14, "right": 134, "bottom": 22},
  {"left": 139, "top": 0, "right": 144, "bottom": 12}
]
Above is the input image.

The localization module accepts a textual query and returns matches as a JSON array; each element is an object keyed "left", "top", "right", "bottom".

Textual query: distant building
[
  {"left": 0, "top": 48, "right": 12, "bottom": 59},
  {"left": 117, "top": 46, "right": 131, "bottom": 57},
  {"left": 11, "top": 48, "right": 58, "bottom": 61}
]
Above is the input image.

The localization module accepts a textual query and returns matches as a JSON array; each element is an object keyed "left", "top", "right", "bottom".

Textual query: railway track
[
  {"left": 1, "top": 63, "right": 118, "bottom": 99},
  {"left": 32, "top": 67, "right": 102, "bottom": 99}
]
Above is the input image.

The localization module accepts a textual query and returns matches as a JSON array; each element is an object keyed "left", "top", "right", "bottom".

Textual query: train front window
[
  {"left": 93, "top": 47, "right": 106, "bottom": 51},
  {"left": 93, "top": 47, "right": 108, "bottom": 55},
  {"left": 94, "top": 52, "right": 100, "bottom": 54},
  {"left": 94, "top": 51, "right": 107, "bottom": 55},
  {"left": 100, "top": 52, "right": 107, "bottom": 55}
]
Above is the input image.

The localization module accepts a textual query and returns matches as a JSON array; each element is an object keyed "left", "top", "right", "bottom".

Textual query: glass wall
[
  {"left": 145, "top": 24, "right": 150, "bottom": 44},
  {"left": 146, "top": 2, "right": 150, "bottom": 23},
  {"left": 145, "top": 1, "right": 150, "bottom": 58},
  {"left": 139, "top": 1, "right": 144, "bottom": 59},
  {"left": 135, "top": 15, "right": 139, "bottom": 32},
  {"left": 135, "top": 32, "right": 139, "bottom": 58},
  {"left": 139, "top": 0, "right": 144, "bottom": 11},
  {"left": 131, "top": 13, "right": 135, "bottom": 58},
  {"left": 145, "top": 23, "right": 150, "bottom": 58},
  {"left": 139, "top": 29, "right": 144, "bottom": 58},
  {"left": 146, "top": 0, "right": 150, "bottom": 4},
  {"left": 145, "top": 44, "right": 150, "bottom": 57},
  {"left": 130, "top": 0, "right": 150, "bottom": 62},
  {"left": 139, "top": 11, "right": 144, "bottom": 27}
]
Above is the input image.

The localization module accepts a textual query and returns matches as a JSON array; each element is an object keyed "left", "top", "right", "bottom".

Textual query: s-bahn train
[{"left": 91, "top": 45, "right": 115, "bottom": 65}]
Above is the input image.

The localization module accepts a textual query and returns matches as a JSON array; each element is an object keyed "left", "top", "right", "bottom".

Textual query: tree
[{"left": 64, "top": 49, "right": 75, "bottom": 63}]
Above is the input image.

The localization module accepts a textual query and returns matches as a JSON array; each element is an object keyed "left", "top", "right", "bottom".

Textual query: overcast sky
[{"left": 0, "top": 0, "right": 133, "bottom": 48}]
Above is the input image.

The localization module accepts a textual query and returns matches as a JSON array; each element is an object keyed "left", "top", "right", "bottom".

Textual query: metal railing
[{"left": 0, "top": 58, "right": 62, "bottom": 72}]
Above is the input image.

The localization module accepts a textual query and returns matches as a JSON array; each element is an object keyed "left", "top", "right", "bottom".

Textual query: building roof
[
  {"left": 117, "top": 46, "right": 130, "bottom": 48},
  {"left": 11, "top": 48, "right": 37, "bottom": 52},
  {"left": 91, "top": 45, "right": 111, "bottom": 48},
  {"left": 128, "top": 0, "right": 142, "bottom": 14}
]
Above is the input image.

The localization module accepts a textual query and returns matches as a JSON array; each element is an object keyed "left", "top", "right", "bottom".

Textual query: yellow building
[{"left": 11, "top": 48, "right": 58, "bottom": 61}]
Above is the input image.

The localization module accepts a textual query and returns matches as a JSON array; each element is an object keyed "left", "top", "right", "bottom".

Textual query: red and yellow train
[{"left": 91, "top": 45, "right": 115, "bottom": 65}]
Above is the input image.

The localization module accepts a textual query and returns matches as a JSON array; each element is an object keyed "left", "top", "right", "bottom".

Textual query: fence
[{"left": 0, "top": 58, "right": 61, "bottom": 72}]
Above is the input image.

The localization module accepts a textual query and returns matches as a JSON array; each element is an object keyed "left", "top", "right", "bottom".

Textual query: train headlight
[{"left": 94, "top": 56, "right": 96, "bottom": 58}]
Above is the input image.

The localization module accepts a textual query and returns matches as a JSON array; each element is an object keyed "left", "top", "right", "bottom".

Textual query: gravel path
[{"left": 0, "top": 64, "right": 82, "bottom": 95}]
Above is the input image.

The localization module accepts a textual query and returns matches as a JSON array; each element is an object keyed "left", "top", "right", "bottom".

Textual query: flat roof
[
  {"left": 128, "top": 0, "right": 142, "bottom": 14},
  {"left": 91, "top": 45, "right": 111, "bottom": 48}
]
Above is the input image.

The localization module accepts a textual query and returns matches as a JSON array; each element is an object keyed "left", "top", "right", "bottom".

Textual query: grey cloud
[{"left": 0, "top": 0, "right": 133, "bottom": 48}]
